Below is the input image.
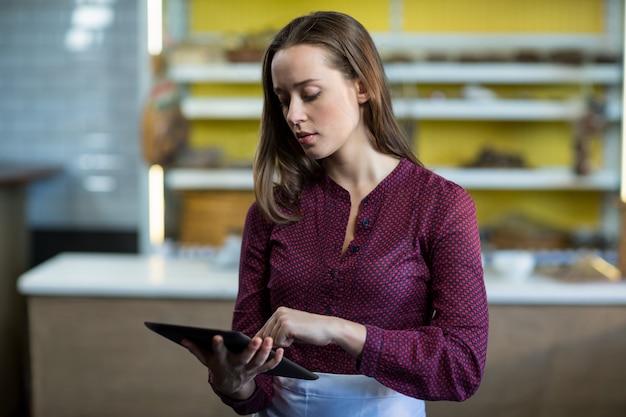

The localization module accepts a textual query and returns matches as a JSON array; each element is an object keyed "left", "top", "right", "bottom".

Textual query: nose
[{"left": 286, "top": 98, "right": 306, "bottom": 126}]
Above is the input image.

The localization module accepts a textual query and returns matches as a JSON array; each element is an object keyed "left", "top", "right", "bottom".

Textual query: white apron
[{"left": 254, "top": 373, "right": 426, "bottom": 417}]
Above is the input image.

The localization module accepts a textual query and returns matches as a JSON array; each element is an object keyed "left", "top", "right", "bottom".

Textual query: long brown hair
[{"left": 254, "top": 11, "right": 422, "bottom": 224}]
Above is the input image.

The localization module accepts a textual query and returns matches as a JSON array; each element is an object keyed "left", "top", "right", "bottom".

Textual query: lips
[{"left": 296, "top": 131, "right": 316, "bottom": 145}]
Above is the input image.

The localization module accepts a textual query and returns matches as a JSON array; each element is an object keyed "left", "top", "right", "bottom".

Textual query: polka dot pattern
[{"left": 214, "top": 158, "right": 488, "bottom": 414}]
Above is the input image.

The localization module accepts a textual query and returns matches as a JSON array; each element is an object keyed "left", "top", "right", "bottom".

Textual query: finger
[
  {"left": 211, "top": 335, "right": 228, "bottom": 361},
  {"left": 254, "top": 323, "right": 268, "bottom": 339},
  {"left": 255, "top": 316, "right": 277, "bottom": 339},
  {"left": 247, "top": 337, "right": 275, "bottom": 369},
  {"left": 213, "top": 335, "right": 249, "bottom": 372},
  {"left": 272, "top": 319, "right": 290, "bottom": 346},
  {"left": 256, "top": 306, "right": 290, "bottom": 339},
  {"left": 235, "top": 336, "right": 263, "bottom": 366},
  {"left": 181, "top": 338, "right": 195, "bottom": 350},
  {"left": 265, "top": 317, "right": 296, "bottom": 348},
  {"left": 264, "top": 347, "right": 284, "bottom": 371}
]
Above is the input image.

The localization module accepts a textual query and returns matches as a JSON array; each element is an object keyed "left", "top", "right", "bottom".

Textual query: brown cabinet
[{"left": 27, "top": 296, "right": 240, "bottom": 417}]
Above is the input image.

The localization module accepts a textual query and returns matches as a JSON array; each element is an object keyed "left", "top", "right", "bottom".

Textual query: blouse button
[
  {"left": 351, "top": 245, "right": 360, "bottom": 254},
  {"left": 330, "top": 271, "right": 337, "bottom": 279},
  {"left": 361, "top": 219, "right": 370, "bottom": 227}
]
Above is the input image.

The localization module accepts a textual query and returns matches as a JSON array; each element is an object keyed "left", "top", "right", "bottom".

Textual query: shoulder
[
  {"left": 388, "top": 161, "right": 477, "bottom": 226},
  {"left": 245, "top": 201, "right": 275, "bottom": 231},
  {"left": 398, "top": 160, "right": 473, "bottom": 204}
]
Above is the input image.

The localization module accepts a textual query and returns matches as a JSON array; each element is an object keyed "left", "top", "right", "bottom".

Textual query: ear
[{"left": 355, "top": 79, "right": 371, "bottom": 104}]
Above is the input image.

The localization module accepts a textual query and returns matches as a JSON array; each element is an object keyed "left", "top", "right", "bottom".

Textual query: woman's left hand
[{"left": 256, "top": 306, "right": 366, "bottom": 358}]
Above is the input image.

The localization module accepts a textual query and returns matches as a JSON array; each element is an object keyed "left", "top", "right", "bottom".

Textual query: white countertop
[
  {"left": 17, "top": 252, "right": 626, "bottom": 305},
  {"left": 17, "top": 252, "right": 240, "bottom": 299},
  {"left": 484, "top": 274, "right": 626, "bottom": 305}
]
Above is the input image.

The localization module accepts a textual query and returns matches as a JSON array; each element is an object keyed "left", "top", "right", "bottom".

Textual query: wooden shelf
[
  {"left": 164, "top": 167, "right": 619, "bottom": 191},
  {"left": 384, "top": 62, "right": 621, "bottom": 84},
  {"left": 165, "top": 168, "right": 253, "bottom": 190},
  {"left": 181, "top": 97, "right": 262, "bottom": 119},
  {"left": 169, "top": 63, "right": 261, "bottom": 83},
  {"left": 181, "top": 96, "right": 622, "bottom": 121},
  {"left": 393, "top": 98, "right": 586, "bottom": 120},
  {"left": 169, "top": 62, "right": 621, "bottom": 85},
  {"left": 432, "top": 167, "right": 619, "bottom": 190}
]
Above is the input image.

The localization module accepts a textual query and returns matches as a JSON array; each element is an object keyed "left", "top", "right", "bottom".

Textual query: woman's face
[{"left": 271, "top": 44, "right": 370, "bottom": 161}]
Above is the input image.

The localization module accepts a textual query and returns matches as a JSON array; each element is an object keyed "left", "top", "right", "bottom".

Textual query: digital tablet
[{"left": 144, "top": 321, "right": 318, "bottom": 380}]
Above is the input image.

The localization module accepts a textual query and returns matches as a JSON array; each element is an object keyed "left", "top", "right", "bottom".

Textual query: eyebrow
[{"left": 273, "top": 78, "right": 320, "bottom": 94}]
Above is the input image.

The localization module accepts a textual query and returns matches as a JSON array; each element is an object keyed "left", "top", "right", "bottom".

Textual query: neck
[{"left": 324, "top": 149, "right": 400, "bottom": 192}]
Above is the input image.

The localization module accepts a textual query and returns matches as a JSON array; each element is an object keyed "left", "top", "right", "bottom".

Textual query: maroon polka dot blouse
[{"left": 213, "top": 158, "right": 488, "bottom": 414}]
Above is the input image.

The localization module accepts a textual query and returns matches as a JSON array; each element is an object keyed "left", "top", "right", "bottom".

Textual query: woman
[{"left": 183, "top": 11, "right": 488, "bottom": 416}]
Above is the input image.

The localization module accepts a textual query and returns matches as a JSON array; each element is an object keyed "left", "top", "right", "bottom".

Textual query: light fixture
[
  {"left": 147, "top": 0, "right": 163, "bottom": 55},
  {"left": 148, "top": 164, "right": 165, "bottom": 246}
]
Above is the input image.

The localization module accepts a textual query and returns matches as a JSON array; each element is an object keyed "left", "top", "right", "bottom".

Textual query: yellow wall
[
  {"left": 181, "top": 0, "right": 609, "bottom": 236},
  {"left": 403, "top": 0, "right": 603, "bottom": 33},
  {"left": 189, "top": 0, "right": 604, "bottom": 34},
  {"left": 190, "top": 0, "right": 391, "bottom": 33}
]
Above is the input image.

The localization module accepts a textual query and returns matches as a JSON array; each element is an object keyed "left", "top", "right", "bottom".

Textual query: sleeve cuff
[
  {"left": 357, "top": 324, "right": 384, "bottom": 377},
  {"left": 208, "top": 371, "right": 272, "bottom": 413}
]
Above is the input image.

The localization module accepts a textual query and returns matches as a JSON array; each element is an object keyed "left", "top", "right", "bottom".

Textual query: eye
[
  {"left": 276, "top": 96, "right": 289, "bottom": 109},
  {"left": 303, "top": 92, "right": 321, "bottom": 102}
]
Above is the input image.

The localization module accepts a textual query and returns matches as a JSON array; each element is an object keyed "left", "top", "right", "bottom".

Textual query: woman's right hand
[{"left": 181, "top": 335, "right": 284, "bottom": 400}]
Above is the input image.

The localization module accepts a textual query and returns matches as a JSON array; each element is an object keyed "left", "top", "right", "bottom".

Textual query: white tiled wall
[{"left": 0, "top": 0, "right": 144, "bottom": 230}]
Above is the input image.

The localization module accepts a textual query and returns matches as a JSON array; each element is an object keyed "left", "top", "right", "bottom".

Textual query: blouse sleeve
[
  {"left": 209, "top": 202, "right": 276, "bottom": 415},
  {"left": 357, "top": 184, "right": 488, "bottom": 401}
]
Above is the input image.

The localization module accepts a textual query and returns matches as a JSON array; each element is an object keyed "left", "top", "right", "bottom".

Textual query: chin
[{"left": 303, "top": 148, "right": 329, "bottom": 161}]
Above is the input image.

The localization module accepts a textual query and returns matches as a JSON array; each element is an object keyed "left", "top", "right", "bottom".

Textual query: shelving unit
[
  {"left": 157, "top": 0, "right": 623, "bottom": 250},
  {"left": 166, "top": 59, "right": 622, "bottom": 193},
  {"left": 172, "top": 61, "right": 621, "bottom": 121}
]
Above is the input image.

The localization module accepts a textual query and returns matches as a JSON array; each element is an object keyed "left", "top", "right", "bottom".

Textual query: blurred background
[
  {"left": 1, "top": 1, "right": 625, "bottom": 416},
  {"left": 1, "top": 0, "right": 623, "bottom": 264}
]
